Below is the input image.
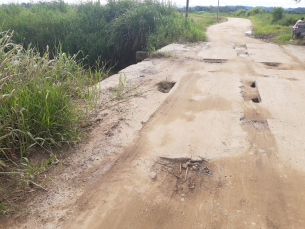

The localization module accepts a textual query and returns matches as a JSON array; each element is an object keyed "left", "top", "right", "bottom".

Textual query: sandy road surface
[{"left": 4, "top": 18, "right": 305, "bottom": 229}]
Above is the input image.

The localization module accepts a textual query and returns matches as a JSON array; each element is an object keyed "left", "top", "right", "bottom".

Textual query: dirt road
[{"left": 4, "top": 18, "right": 305, "bottom": 229}]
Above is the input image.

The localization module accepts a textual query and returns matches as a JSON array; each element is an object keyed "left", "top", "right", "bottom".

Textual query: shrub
[
  {"left": 146, "top": 15, "right": 206, "bottom": 51},
  {"left": 278, "top": 17, "right": 298, "bottom": 26},
  {"left": 235, "top": 9, "right": 246, "bottom": 17},
  {"left": 246, "top": 8, "right": 265, "bottom": 17},
  {"left": 271, "top": 7, "right": 284, "bottom": 22}
]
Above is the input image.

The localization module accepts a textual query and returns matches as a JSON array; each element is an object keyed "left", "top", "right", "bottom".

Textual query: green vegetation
[
  {"left": 245, "top": 7, "right": 265, "bottom": 17},
  {"left": 190, "top": 12, "right": 229, "bottom": 31},
  {"left": 249, "top": 10, "right": 303, "bottom": 44},
  {"left": 0, "top": 0, "right": 205, "bottom": 66},
  {"left": 0, "top": 31, "right": 102, "bottom": 161},
  {"left": 271, "top": 7, "right": 284, "bottom": 22},
  {"left": 234, "top": 9, "right": 247, "bottom": 17}
]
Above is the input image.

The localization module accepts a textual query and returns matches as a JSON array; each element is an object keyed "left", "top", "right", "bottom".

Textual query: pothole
[
  {"left": 157, "top": 81, "right": 176, "bottom": 93},
  {"left": 251, "top": 97, "right": 260, "bottom": 103},
  {"left": 241, "top": 80, "right": 262, "bottom": 103},
  {"left": 237, "top": 53, "right": 249, "bottom": 57},
  {"left": 262, "top": 62, "right": 280, "bottom": 67},
  {"left": 156, "top": 157, "right": 213, "bottom": 177},
  {"left": 203, "top": 59, "right": 228, "bottom": 64},
  {"left": 151, "top": 157, "right": 213, "bottom": 198}
]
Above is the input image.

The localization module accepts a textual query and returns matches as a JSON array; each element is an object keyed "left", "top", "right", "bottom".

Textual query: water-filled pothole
[{"left": 157, "top": 81, "right": 176, "bottom": 93}]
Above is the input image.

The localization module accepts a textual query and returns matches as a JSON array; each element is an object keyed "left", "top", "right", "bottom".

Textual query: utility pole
[
  {"left": 217, "top": 0, "right": 219, "bottom": 21},
  {"left": 186, "top": 0, "right": 189, "bottom": 17}
]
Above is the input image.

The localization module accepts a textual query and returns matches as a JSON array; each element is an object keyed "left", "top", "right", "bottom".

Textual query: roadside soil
[{"left": 2, "top": 17, "right": 305, "bottom": 229}]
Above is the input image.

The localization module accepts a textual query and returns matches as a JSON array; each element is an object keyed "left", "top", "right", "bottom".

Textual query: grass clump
[
  {"left": 0, "top": 31, "right": 103, "bottom": 161},
  {"left": 0, "top": 31, "right": 106, "bottom": 214}
]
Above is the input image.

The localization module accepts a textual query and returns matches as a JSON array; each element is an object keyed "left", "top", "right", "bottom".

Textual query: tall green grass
[
  {"left": 0, "top": 31, "right": 106, "bottom": 214},
  {"left": 146, "top": 15, "right": 206, "bottom": 51},
  {"left": 0, "top": 31, "right": 103, "bottom": 161}
]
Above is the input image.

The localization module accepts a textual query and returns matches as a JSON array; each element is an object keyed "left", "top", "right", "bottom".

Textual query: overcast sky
[{"left": 0, "top": 0, "right": 305, "bottom": 8}]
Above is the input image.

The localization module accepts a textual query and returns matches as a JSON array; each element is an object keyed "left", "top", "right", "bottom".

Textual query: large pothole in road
[
  {"left": 241, "top": 80, "right": 262, "bottom": 103},
  {"left": 150, "top": 157, "right": 214, "bottom": 200},
  {"left": 157, "top": 81, "right": 176, "bottom": 93}
]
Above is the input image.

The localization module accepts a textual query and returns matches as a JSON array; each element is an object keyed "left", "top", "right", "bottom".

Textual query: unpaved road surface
[{"left": 3, "top": 18, "right": 305, "bottom": 229}]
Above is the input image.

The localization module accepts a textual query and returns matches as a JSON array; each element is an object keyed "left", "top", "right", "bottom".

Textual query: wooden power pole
[
  {"left": 186, "top": 0, "right": 189, "bottom": 17},
  {"left": 217, "top": 0, "right": 219, "bottom": 20}
]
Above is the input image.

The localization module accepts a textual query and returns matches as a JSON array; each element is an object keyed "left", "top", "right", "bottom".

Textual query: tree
[{"left": 271, "top": 7, "right": 284, "bottom": 22}]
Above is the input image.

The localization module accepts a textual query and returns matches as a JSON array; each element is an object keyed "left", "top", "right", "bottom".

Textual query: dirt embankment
[{"left": 2, "top": 17, "right": 305, "bottom": 229}]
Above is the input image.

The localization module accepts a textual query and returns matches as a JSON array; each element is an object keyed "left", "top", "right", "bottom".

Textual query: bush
[
  {"left": 235, "top": 9, "right": 246, "bottom": 17},
  {"left": 271, "top": 7, "right": 284, "bottom": 22},
  {"left": 278, "top": 16, "right": 298, "bottom": 26},
  {"left": 246, "top": 8, "right": 265, "bottom": 17},
  {"left": 146, "top": 15, "right": 205, "bottom": 51},
  {"left": 106, "top": 0, "right": 176, "bottom": 62}
]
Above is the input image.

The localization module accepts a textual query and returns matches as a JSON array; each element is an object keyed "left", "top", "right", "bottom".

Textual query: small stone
[
  {"left": 180, "top": 198, "right": 185, "bottom": 202},
  {"left": 182, "top": 164, "right": 187, "bottom": 169},
  {"left": 259, "top": 149, "right": 265, "bottom": 153},
  {"left": 149, "top": 172, "right": 157, "bottom": 180},
  {"left": 192, "top": 166, "right": 197, "bottom": 170}
]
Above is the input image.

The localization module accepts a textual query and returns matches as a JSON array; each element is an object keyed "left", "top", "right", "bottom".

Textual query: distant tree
[{"left": 271, "top": 7, "right": 284, "bottom": 21}]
